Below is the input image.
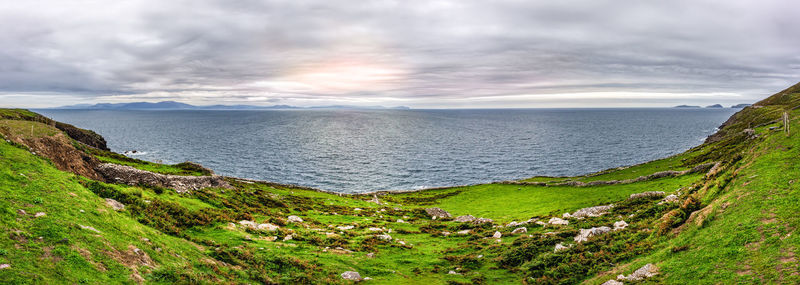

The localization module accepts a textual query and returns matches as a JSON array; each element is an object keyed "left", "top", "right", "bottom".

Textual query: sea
[{"left": 36, "top": 108, "right": 737, "bottom": 193}]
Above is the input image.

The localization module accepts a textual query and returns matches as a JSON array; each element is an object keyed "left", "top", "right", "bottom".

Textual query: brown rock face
[
  {"left": 95, "top": 163, "right": 232, "bottom": 193},
  {"left": 18, "top": 134, "right": 102, "bottom": 180}
]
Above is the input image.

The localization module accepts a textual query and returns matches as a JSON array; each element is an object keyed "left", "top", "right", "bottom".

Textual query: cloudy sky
[{"left": 1, "top": 0, "right": 799, "bottom": 108}]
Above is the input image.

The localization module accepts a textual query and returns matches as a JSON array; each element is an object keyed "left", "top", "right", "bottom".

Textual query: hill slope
[{"left": 0, "top": 82, "right": 798, "bottom": 284}]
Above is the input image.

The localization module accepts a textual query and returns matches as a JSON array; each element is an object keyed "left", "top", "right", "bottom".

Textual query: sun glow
[{"left": 282, "top": 60, "right": 407, "bottom": 93}]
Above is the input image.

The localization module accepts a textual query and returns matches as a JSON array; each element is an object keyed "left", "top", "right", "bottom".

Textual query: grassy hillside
[{"left": 0, "top": 83, "right": 797, "bottom": 284}]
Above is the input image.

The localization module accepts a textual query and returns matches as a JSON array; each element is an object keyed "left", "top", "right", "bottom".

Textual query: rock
[
  {"left": 105, "top": 198, "right": 125, "bottom": 211},
  {"left": 628, "top": 191, "right": 665, "bottom": 200},
  {"left": 425, "top": 207, "right": 452, "bottom": 218},
  {"left": 568, "top": 205, "right": 615, "bottom": 218},
  {"left": 574, "top": 226, "right": 612, "bottom": 243},
  {"left": 337, "top": 225, "right": 355, "bottom": 230},
  {"left": 341, "top": 271, "right": 362, "bottom": 281},
  {"left": 492, "top": 231, "right": 502, "bottom": 239},
  {"left": 0, "top": 264, "right": 9, "bottom": 270},
  {"left": 662, "top": 194, "right": 679, "bottom": 203},
  {"left": 535, "top": 220, "right": 547, "bottom": 226},
  {"left": 554, "top": 243, "right": 569, "bottom": 252},
  {"left": 618, "top": 263, "right": 659, "bottom": 281},
  {"left": 473, "top": 217, "right": 494, "bottom": 224},
  {"left": 396, "top": 219, "right": 406, "bottom": 223},
  {"left": 354, "top": 208, "right": 362, "bottom": 211},
  {"left": 377, "top": 234, "right": 392, "bottom": 240},
  {"left": 16, "top": 209, "right": 26, "bottom": 215},
  {"left": 448, "top": 270, "right": 461, "bottom": 275},
  {"left": 283, "top": 235, "right": 293, "bottom": 241},
  {"left": 548, "top": 217, "right": 569, "bottom": 225},
  {"left": 238, "top": 220, "right": 257, "bottom": 228},
  {"left": 256, "top": 223, "right": 279, "bottom": 231},
  {"left": 368, "top": 194, "right": 382, "bottom": 205},
  {"left": 368, "top": 227, "right": 382, "bottom": 232},
  {"left": 34, "top": 212, "right": 46, "bottom": 218},
  {"left": 287, "top": 215, "right": 303, "bottom": 223},
  {"left": 398, "top": 240, "right": 406, "bottom": 245},
  {"left": 601, "top": 280, "right": 624, "bottom": 285},
  {"left": 456, "top": 230, "right": 471, "bottom": 235},
  {"left": 79, "top": 225, "right": 101, "bottom": 233},
  {"left": 441, "top": 231, "right": 451, "bottom": 236},
  {"left": 613, "top": 221, "right": 628, "bottom": 231},
  {"left": 454, "top": 215, "right": 476, "bottom": 222},
  {"left": 511, "top": 227, "right": 527, "bottom": 234}
]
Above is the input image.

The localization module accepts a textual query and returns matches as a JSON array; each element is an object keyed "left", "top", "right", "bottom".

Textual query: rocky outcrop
[
  {"left": 340, "top": 271, "right": 362, "bottom": 281},
  {"left": 95, "top": 163, "right": 232, "bottom": 193},
  {"left": 617, "top": 263, "right": 659, "bottom": 281},
  {"left": 105, "top": 198, "right": 125, "bottom": 211},
  {"left": 424, "top": 207, "right": 451, "bottom": 219},
  {"left": 574, "top": 226, "right": 612, "bottom": 243},
  {"left": 564, "top": 204, "right": 614, "bottom": 218},
  {"left": 628, "top": 191, "right": 665, "bottom": 200}
]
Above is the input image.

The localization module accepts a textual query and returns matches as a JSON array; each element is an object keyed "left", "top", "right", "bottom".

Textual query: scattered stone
[
  {"left": 105, "top": 198, "right": 125, "bottom": 211},
  {"left": 396, "top": 219, "right": 406, "bottom": 223},
  {"left": 354, "top": 208, "right": 362, "bottom": 211},
  {"left": 16, "top": 209, "right": 26, "bottom": 216},
  {"left": 377, "top": 234, "right": 392, "bottom": 241},
  {"left": 337, "top": 225, "right": 355, "bottom": 230},
  {"left": 454, "top": 215, "right": 476, "bottom": 222},
  {"left": 566, "top": 204, "right": 615, "bottom": 218},
  {"left": 574, "top": 226, "right": 612, "bottom": 243},
  {"left": 613, "top": 221, "right": 628, "bottom": 231},
  {"left": 341, "top": 271, "right": 362, "bottom": 281},
  {"left": 398, "top": 240, "right": 406, "bottom": 245},
  {"left": 456, "top": 230, "right": 471, "bottom": 235},
  {"left": 442, "top": 231, "right": 451, "bottom": 236},
  {"left": 511, "top": 227, "right": 528, "bottom": 234},
  {"left": 79, "top": 209, "right": 85, "bottom": 213},
  {"left": 256, "top": 223, "right": 279, "bottom": 232},
  {"left": 366, "top": 252, "right": 375, "bottom": 258},
  {"left": 368, "top": 227, "right": 382, "bottom": 232},
  {"left": 548, "top": 217, "right": 569, "bottom": 225},
  {"left": 448, "top": 270, "right": 461, "bottom": 275},
  {"left": 601, "top": 280, "right": 624, "bottom": 285},
  {"left": 661, "top": 194, "right": 679, "bottom": 203},
  {"left": 0, "top": 264, "right": 9, "bottom": 270},
  {"left": 473, "top": 217, "right": 494, "bottom": 224},
  {"left": 617, "top": 263, "right": 659, "bottom": 281},
  {"left": 369, "top": 194, "right": 382, "bottom": 205},
  {"left": 283, "top": 235, "right": 293, "bottom": 241},
  {"left": 79, "top": 225, "right": 101, "bottom": 233},
  {"left": 238, "top": 220, "right": 257, "bottom": 228},
  {"left": 287, "top": 215, "right": 303, "bottom": 223},
  {"left": 535, "top": 220, "right": 547, "bottom": 226},
  {"left": 425, "top": 207, "right": 452, "bottom": 219},
  {"left": 492, "top": 231, "right": 502, "bottom": 239},
  {"left": 34, "top": 212, "right": 46, "bottom": 218},
  {"left": 95, "top": 163, "right": 230, "bottom": 193},
  {"left": 554, "top": 243, "right": 569, "bottom": 252},
  {"left": 628, "top": 191, "right": 665, "bottom": 200}
]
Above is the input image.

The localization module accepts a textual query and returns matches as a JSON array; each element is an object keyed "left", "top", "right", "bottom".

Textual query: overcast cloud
[{"left": 1, "top": 0, "right": 799, "bottom": 108}]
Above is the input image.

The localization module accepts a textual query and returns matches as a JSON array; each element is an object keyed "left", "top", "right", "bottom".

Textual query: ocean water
[{"left": 37, "top": 108, "right": 737, "bottom": 193}]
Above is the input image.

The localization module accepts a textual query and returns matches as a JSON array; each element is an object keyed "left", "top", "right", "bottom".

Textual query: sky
[{"left": 1, "top": 0, "right": 799, "bottom": 108}]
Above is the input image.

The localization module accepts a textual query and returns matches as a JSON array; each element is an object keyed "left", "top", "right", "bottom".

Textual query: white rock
[
  {"left": 574, "top": 226, "right": 612, "bottom": 243},
  {"left": 287, "top": 215, "right": 303, "bottom": 223},
  {"left": 548, "top": 217, "right": 569, "bottom": 225},
  {"left": 511, "top": 227, "right": 528, "bottom": 234},
  {"left": 337, "top": 225, "right": 355, "bottom": 230},
  {"left": 105, "top": 198, "right": 125, "bottom": 211},
  {"left": 79, "top": 225, "right": 101, "bottom": 233},
  {"left": 568, "top": 205, "right": 615, "bottom": 218},
  {"left": 492, "top": 231, "right": 502, "bottom": 239},
  {"left": 613, "top": 221, "right": 628, "bottom": 231},
  {"left": 554, "top": 243, "right": 570, "bottom": 252},
  {"left": 441, "top": 231, "right": 451, "bottom": 236},
  {"left": 368, "top": 227, "right": 382, "bottom": 232},
  {"left": 662, "top": 194, "right": 679, "bottom": 203},
  {"left": 454, "top": 215, "right": 476, "bottom": 222},
  {"left": 618, "top": 263, "right": 659, "bottom": 281},
  {"left": 34, "top": 212, "right": 46, "bottom": 218},
  {"left": 341, "top": 271, "right": 362, "bottom": 281},
  {"left": 377, "top": 234, "right": 392, "bottom": 240},
  {"left": 0, "top": 264, "right": 9, "bottom": 270},
  {"left": 283, "top": 235, "right": 293, "bottom": 241},
  {"left": 629, "top": 191, "right": 665, "bottom": 200},
  {"left": 448, "top": 270, "right": 461, "bottom": 275},
  {"left": 601, "top": 280, "right": 624, "bottom": 285},
  {"left": 238, "top": 220, "right": 257, "bottom": 228},
  {"left": 396, "top": 219, "right": 406, "bottom": 223},
  {"left": 257, "top": 223, "right": 280, "bottom": 231},
  {"left": 456, "top": 230, "right": 471, "bottom": 235}
]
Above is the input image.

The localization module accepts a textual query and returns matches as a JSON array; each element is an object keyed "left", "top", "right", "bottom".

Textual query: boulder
[
  {"left": 662, "top": 194, "right": 679, "bottom": 203},
  {"left": 377, "top": 234, "right": 392, "bottom": 240},
  {"left": 618, "top": 263, "right": 659, "bottom": 281},
  {"left": 105, "top": 198, "right": 125, "bottom": 211},
  {"left": 568, "top": 204, "right": 615, "bottom": 218},
  {"left": 574, "top": 226, "right": 612, "bottom": 243},
  {"left": 0, "top": 264, "right": 9, "bottom": 270},
  {"left": 368, "top": 227, "right": 382, "bottom": 232},
  {"left": 425, "top": 207, "right": 452, "bottom": 219},
  {"left": 492, "top": 231, "right": 502, "bottom": 239},
  {"left": 548, "top": 217, "right": 569, "bottom": 225},
  {"left": 473, "top": 217, "right": 494, "bottom": 225},
  {"left": 613, "top": 221, "right": 628, "bottom": 231},
  {"left": 628, "top": 191, "right": 665, "bottom": 200},
  {"left": 454, "top": 215, "right": 476, "bottom": 223},
  {"left": 511, "top": 227, "right": 527, "bottom": 234},
  {"left": 256, "top": 223, "right": 279, "bottom": 231},
  {"left": 287, "top": 215, "right": 303, "bottom": 223},
  {"left": 601, "top": 280, "right": 623, "bottom": 285},
  {"left": 554, "top": 243, "right": 569, "bottom": 252},
  {"left": 341, "top": 271, "right": 362, "bottom": 281},
  {"left": 34, "top": 212, "right": 46, "bottom": 218}
]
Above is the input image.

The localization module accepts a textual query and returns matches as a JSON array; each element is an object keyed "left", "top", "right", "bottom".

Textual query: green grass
[
  {"left": 86, "top": 148, "right": 211, "bottom": 176},
  {"left": 0, "top": 120, "right": 60, "bottom": 140}
]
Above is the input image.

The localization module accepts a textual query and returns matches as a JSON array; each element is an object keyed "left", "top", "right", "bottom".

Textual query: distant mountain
[
  {"left": 705, "top": 104, "right": 723, "bottom": 108},
  {"left": 674, "top": 105, "right": 701, "bottom": 108},
  {"left": 55, "top": 101, "right": 410, "bottom": 110},
  {"left": 731, "top": 103, "right": 751, "bottom": 108}
]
